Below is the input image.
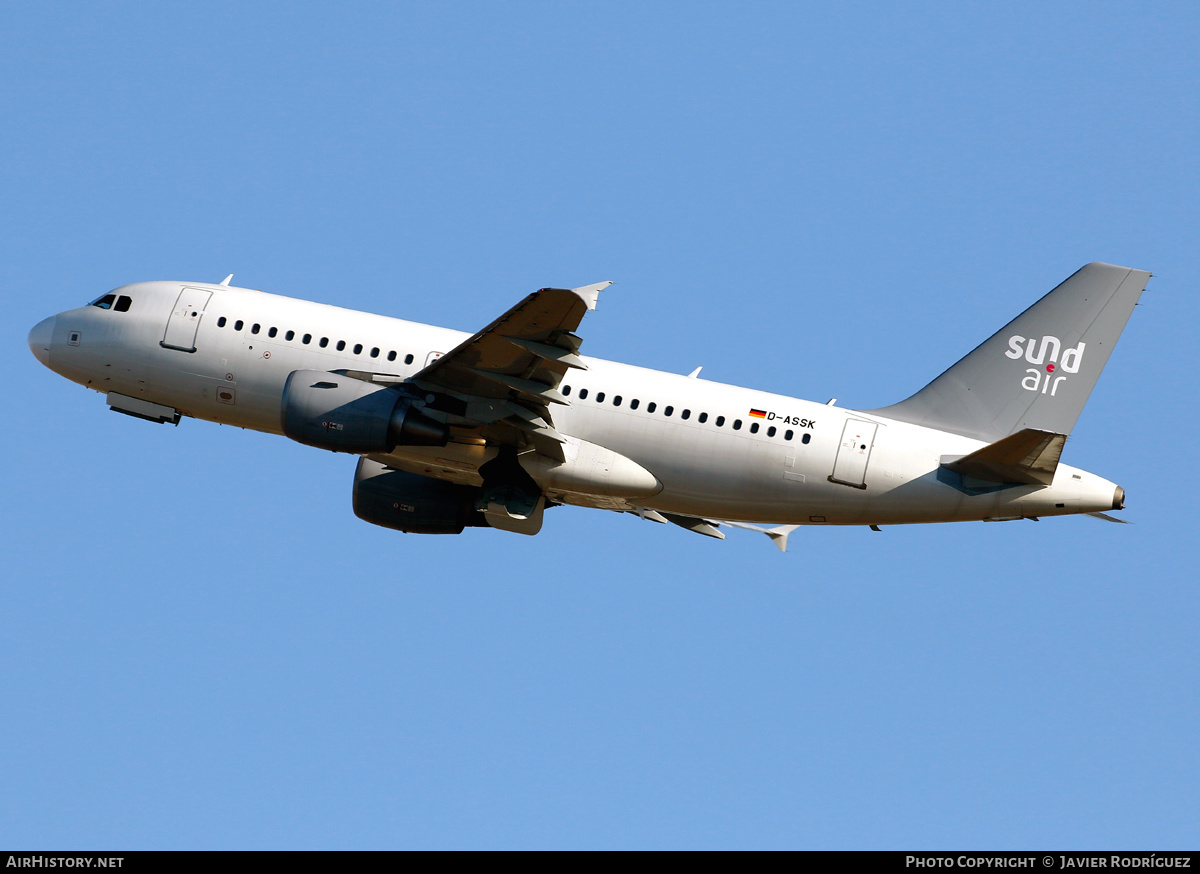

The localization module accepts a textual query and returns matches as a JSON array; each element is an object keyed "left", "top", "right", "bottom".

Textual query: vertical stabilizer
[{"left": 868, "top": 263, "right": 1150, "bottom": 442}]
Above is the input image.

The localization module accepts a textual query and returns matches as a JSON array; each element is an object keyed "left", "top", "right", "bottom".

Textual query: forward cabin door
[
  {"left": 829, "top": 419, "right": 877, "bottom": 489},
  {"left": 161, "top": 288, "right": 213, "bottom": 353}
]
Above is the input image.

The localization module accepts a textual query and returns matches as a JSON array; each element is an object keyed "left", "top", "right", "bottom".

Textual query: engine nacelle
[
  {"left": 352, "top": 458, "right": 485, "bottom": 534},
  {"left": 281, "top": 370, "right": 447, "bottom": 453}
]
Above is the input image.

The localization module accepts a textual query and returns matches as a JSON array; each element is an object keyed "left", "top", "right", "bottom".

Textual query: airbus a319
[{"left": 27, "top": 263, "right": 1148, "bottom": 550}]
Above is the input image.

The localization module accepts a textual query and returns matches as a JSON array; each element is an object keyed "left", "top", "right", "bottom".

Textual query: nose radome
[{"left": 28, "top": 315, "right": 55, "bottom": 368}]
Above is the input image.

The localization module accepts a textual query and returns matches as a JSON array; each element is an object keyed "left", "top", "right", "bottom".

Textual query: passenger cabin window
[
  {"left": 370, "top": 347, "right": 380, "bottom": 358},
  {"left": 320, "top": 337, "right": 329, "bottom": 348},
  {"left": 698, "top": 412, "right": 708, "bottom": 423},
  {"left": 802, "top": 433, "right": 811, "bottom": 444},
  {"left": 217, "top": 317, "right": 227, "bottom": 328},
  {"left": 733, "top": 419, "right": 742, "bottom": 430},
  {"left": 596, "top": 392, "right": 605, "bottom": 403},
  {"left": 630, "top": 399, "right": 639, "bottom": 410},
  {"left": 251, "top": 324, "right": 260, "bottom": 334},
  {"left": 664, "top": 406, "right": 674, "bottom": 417},
  {"left": 681, "top": 409, "right": 690, "bottom": 420},
  {"left": 336, "top": 340, "right": 346, "bottom": 351},
  {"left": 91, "top": 294, "right": 116, "bottom": 310},
  {"left": 716, "top": 416, "right": 725, "bottom": 427},
  {"left": 234, "top": 320, "right": 244, "bottom": 331},
  {"left": 405, "top": 354, "right": 414, "bottom": 364},
  {"left": 354, "top": 344, "right": 363, "bottom": 355},
  {"left": 750, "top": 422, "right": 760, "bottom": 434},
  {"left": 613, "top": 396, "right": 622, "bottom": 406},
  {"left": 562, "top": 385, "right": 572, "bottom": 396},
  {"left": 268, "top": 327, "right": 278, "bottom": 338},
  {"left": 647, "top": 402, "right": 657, "bottom": 413},
  {"left": 114, "top": 296, "right": 132, "bottom": 312},
  {"left": 579, "top": 389, "right": 589, "bottom": 399},
  {"left": 303, "top": 334, "right": 312, "bottom": 345},
  {"left": 767, "top": 426, "right": 776, "bottom": 437},
  {"left": 286, "top": 330, "right": 295, "bottom": 341},
  {"left": 387, "top": 351, "right": 396, "bottom": 362},
  {"left": 785, "top": 430, "right": 793, "bottom": 441}
]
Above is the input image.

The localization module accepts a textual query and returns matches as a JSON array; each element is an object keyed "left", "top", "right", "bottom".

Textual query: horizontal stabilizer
[
  {"left": 942, "top": 428, "right": 1066, "bottom": 485},
  {"left": 1087, "top": 512, "right": 1130, "bottom": 524}
]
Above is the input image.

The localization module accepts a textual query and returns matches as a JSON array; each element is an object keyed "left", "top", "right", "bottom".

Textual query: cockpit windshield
[{"left": 90, "top": 293, "right": 132, "bottom": 312}]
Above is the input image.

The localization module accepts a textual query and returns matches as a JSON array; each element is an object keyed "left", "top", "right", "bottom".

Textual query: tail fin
[{"left": 868, "top": 262, "right": 1150, "bottom": 442}]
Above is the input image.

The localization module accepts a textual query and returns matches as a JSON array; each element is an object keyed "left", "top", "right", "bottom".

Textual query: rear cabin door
[
  {"left": 161, "top": 288, "right": 213, "bottom": 352},
  {"left": 829, "top": 419, "right": 878, "bottom": 489}
]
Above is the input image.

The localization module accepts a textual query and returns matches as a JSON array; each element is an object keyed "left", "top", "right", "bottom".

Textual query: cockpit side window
[
  {"left": 114, "top": 295, "right": 132, "bottom": 312},
  {"left": 91, "top": 294, "right": 117, "bottom": 310}
]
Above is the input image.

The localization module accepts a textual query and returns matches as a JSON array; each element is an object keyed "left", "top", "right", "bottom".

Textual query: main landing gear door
[
  {"left": 829, "top": 419, "right": 878, "bottom": 490},
  {"left": 161, "top": 288, "right": 213, "bottom": 353}
]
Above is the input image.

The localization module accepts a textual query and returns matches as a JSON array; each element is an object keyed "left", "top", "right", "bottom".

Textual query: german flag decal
[{"left": 748, "top": 409, "right": 767, "bottom": 419}]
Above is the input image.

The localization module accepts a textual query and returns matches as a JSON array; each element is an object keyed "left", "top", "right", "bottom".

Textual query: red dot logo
[{"left": 1046, "top": 363, "right": 1056, "bottom": 373}]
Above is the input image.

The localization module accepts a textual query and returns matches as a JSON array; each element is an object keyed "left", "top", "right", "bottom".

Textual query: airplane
[{"left": 27, "top": 262, "right": 1149, "bottom": 551}]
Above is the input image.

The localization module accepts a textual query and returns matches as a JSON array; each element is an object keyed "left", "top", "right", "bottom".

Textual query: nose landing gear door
[
  {"left": 828, "top": 419, "right": 878, "bottom": 490},
  {"left": 161, "top": 288, "right": 213, "bottom": 353}
]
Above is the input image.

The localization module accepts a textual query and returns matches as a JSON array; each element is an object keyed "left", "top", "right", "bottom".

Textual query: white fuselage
[{"left": 31, "top": 281, "right": 1123, "bottom": 527}]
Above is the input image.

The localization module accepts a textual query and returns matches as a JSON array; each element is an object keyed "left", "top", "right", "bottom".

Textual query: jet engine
[
  {"left": 281, "top": 370, "right": 447, "bottom": 454},
  {"left": 352, "top": 458, "right": 486, "bottom": 534}
]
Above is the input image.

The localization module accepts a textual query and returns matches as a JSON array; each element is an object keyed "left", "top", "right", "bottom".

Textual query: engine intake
[
  {"left": 352, "top": 458, "right": 485, "bottom": 534},
  {"left": 281, "top": 370, "right": 447, "bottom": 453}
]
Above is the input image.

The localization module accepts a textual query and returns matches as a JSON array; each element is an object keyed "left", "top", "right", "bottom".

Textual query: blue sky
[{"left": 3, "top": 2, "right": 1198, "bottom": 849}]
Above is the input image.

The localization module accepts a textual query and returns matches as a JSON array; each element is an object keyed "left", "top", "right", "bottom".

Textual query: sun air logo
[{"left": 1005, "top": 334, "right": 1086, "bottom": 396}]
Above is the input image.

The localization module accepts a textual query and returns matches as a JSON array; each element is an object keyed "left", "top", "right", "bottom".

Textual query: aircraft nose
[{"left": 28, "top": 315, "right": 55, "bottom": 368}]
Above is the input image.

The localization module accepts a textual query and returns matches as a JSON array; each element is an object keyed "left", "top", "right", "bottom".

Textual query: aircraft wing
[
  {"left": 628, "top": 506, "right": 800, "bottom": 552},
  {"left": 408, "top": 282, "right": 611, "bottom": 459}
]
